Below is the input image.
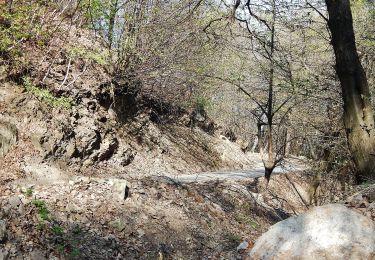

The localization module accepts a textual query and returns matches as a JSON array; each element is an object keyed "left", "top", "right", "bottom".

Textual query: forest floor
[{"left": 1, "top": 161, "right": 310, "bottom": 260}]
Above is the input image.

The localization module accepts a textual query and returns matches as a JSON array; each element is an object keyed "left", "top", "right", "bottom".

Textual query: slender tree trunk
[
  {"left": 251, "top": 123, "right": 261, "bottom": 152},
  {"left": 108, "top": 0, "right": 118, "bottom": 49},
  {"left": 264, "top": 0, "right": 276, "bottom": 182},
  {"left": 283, "top": 127, "right": 290, "bottom": 156},
  {"left": 326, "top": 0, "right": 375, "bottom": 181}
]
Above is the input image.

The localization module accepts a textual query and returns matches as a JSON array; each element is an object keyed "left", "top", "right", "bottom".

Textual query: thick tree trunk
[{"left": 326, "top": 0, "right": 375, "bottom": 181}]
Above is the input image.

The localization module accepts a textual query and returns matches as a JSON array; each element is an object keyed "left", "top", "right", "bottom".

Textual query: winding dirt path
[{"left": 161, "top": 156, "right": 308, "bottom": 184}]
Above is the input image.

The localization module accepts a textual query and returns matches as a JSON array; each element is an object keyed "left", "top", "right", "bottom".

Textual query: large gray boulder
[{"left": 249, "top": 204, "right": 375, "bottom": 260}]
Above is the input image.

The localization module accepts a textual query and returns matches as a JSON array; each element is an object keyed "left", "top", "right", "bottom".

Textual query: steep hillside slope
[{"left": 0, "top": 22, "right": 311, "bottom": 259}]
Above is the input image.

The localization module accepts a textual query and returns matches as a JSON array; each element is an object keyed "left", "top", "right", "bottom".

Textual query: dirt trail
[{"left": 161, "top": 156, "right": 307, "bottom": 184}]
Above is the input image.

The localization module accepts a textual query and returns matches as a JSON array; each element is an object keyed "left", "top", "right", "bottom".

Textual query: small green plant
[
  {"left": 52, "top": 225, "right": 64, "bottom": 236},
  {"left": 235, "top": 214, "right": 260, "bottom": 229},
  {"left": 66, "top": 46, "right": 109, "bottom": 65},
  {"left": 20, "top": 186, "right": 34, "bottom": 197},
  {"left": 23, "top": 77, "right": 73, "bottom": 109},
  {"left": 0, "top": 2, "right": 52, "bottom": 73},
  {"left": 194, "top": 95, "right": 211, "bottom": 111},
  {"left": 69, "top": 247, "right": 81, "bottom": 258},
  {"left": 229, "top": 233, "right": 242, "bottom": 243},
  {"left": 56, "top": 244, "right": 65, "bottom": 253},
  {"left": 242, "top": 202, "right": 252, "bottom": 211},
  {"left": 78, "top": 0, "right": 103, "bottom": 26},
  {"left": 360, "top": 180, "right": 372, "bottom": 187},
  {"left": 206, "top": 219, "right": 213, "bottom": 228},
  {"left": 0, "top": 5, "right": 33, "bottom": 54},
  {"left": 31, "top": 199, "right": 83, "bottom": 258},
  {"left": 32, "top": 199, "right": 49, "bottom": 221},
  {"left": 51, "top": 224, "right": 83, "bottom": 258},
  {"left": 25, "top": 187, "right": 33, "bottom": 197},
  {"left": 202, "top": 142, "right": 210, "bottom": 152},
  {"left": 36, "top": 222, "right": 45, "bottom": 231},
  {"left": 71, "top": 225, "right": 82, "bottom": 235}
]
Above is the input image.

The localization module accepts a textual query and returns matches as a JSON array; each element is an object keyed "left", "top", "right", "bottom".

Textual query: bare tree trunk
[
  {"left": 263, "top": 0, "right": 277, "bottom": 183},
  {"left": 325, "top": 0, "right": 375, "bottom": 182},
  {"left": 251, "top": 128, "right": 260, "bottom": 153},
  {"left": 307, "top": 136, "right": 317, "bottom": 160}
]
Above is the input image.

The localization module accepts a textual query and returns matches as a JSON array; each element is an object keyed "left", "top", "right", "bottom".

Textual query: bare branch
[
  {"left": 59, "top": 58, "right": 72, "bottom": 88},
  {"left": 245, "top": 0, "right": 272, "bottom": 31},
  {"left": 306, "top": 2, "right": 328, "bottom": 22}
]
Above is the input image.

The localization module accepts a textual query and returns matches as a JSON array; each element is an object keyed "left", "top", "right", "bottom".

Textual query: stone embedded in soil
[
  {"left": 27, "top": 249, "right": 47, "bottom": 260},
  {"left": 0, "top": 220, "right": 7, "bottom": 243},
  {"left": 237, "top": 241, "right": 249, "bottom": 251},
  {"left": 0, "top": 249, "right": 9, "bottom": 260},
  {"left": 7, "top": 196, "right": 21, "bottom": 209},
  {"left": 114, "top": 145, "right": 136, "bottom": 166},
  {"left": 109, "top": 219, "right": 127, "bottom": 232},
  {"left": 110, "top": 179, "right": 129, "bottom": 200},
  {"left": 65, "top": 202, "right": 80, "bottom": 213},
  {"left": 0, "top": 121, "right": 18, "bottom": 158}
]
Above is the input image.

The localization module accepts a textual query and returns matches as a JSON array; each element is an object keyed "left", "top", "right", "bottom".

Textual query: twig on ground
[{"left": 59, "top": 57, "right": 72, "bottom": 88}]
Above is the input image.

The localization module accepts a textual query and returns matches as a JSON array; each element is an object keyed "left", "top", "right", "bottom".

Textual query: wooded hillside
[{"left": 0, "top": 0, "right": 374, "bottom": 259}]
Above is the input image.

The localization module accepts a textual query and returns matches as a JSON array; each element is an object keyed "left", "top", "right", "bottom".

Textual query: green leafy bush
[
  {"left": 0, "top": 2, "right": 50, "bottom": 57},
  {"left": 235, "top": 214, "right": 260, "bottom": 229},
  {"left": 52, "top": 225, "right": 65, "bottom": 236},
  {"left": 67, "top": 46, "right": 109, "bottom": 65},
  {"left": 32, "top": 199, "right": 49, "bottom": 221},
  {"left": 31, "top": 198, "right": 82, "bottom": 258},
  {"left": 24, "top": 187, "right": 33, "bottom": 197},
  {"left": 23, "top": 77, "right": 73, "bottom": 109}
]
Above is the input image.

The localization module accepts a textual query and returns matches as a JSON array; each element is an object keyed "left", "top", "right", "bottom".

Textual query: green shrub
[
  {"left": 31, "top": 200, "right": 82, "bottom": 258},
  {"left": 52, "top": 225, "right": 64, "bottom": 236},
  {"left": 23, "top": 77, "right": 73, "bottom": 109},
  {"left": 229, "top": 233, "right": 242, "bottom": 243},
  {"left": 67, "top": 46, "right": 109, "bottom": 65},
  {"left": 25, "top": 187, "right": 33, "bottom": 197},
  {"left": 69, "top": 247, "right": 81, "bottom": 258},
  {"left": 235, "top": 214, "right": 260, "bottom": 229},
  {"left": 32, "top": 199, "right": 49, "bottom": 221},
  {"left": 0, "top": 2, "right": 50, "bottom": 57},
  {"left": 78, "top": 0, "right": 103, "bottom": 27},
  {"left": 36, "top": 222, "right": 45, "bottom": 231},
  {"left": 56, "top": 244, "right": 65, "bottom": 253},
  {"left": 195, "top": 95, "right": 211, "bottom": 110}
]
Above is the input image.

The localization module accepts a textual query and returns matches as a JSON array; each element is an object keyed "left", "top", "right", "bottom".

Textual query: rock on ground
[
  {"left": 0, "top": 121, "right": 17, "bottom": 158},
  {"left": 0, "top": 249, "right": 9, "bottom": 260},
  {"left": 249, "top": 204, "right": 375, "bottom": 260},
  {"left": 0, "top": 220, "right": 7, "bottom": 243}
]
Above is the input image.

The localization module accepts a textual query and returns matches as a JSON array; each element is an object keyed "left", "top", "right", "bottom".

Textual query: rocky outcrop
[
  {"left": 0, "top": 121, "right": 17, "bottom": 158},
  {"left": 249, "top": 204, "right": 375, "bottom": 260},
  {"left": 29, "top": 95, "right": 136, "bottom": 167}
]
